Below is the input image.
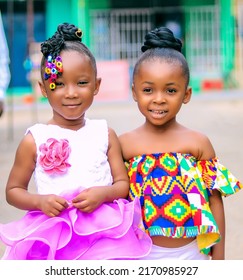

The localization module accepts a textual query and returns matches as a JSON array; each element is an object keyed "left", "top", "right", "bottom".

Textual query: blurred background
[
  {"left": 0, "top": 0, "right": 243, "bottom": 259},
  {"left": 0, "top": 0, "right": 243, "bottom": 100}
]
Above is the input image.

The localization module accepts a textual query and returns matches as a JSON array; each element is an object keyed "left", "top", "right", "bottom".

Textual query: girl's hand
[
  {"left": 71, "top": 187, "right": 106, "bottom": 213},
  {"left": 38, "top": 194, "right": 69, "bottom": 217}
]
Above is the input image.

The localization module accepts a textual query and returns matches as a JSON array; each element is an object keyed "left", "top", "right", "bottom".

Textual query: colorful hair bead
[
  {"left": 51, "top": 73, "right": 57, "bottom": 80},
  {"left": 44, "top": 55, "right": 63, "bottom": 91},
  {"left": 45, "top": 68, "right": 51, "bottom": 74},
  {"left": 57, "top": 67, "right": 63, "bottom": 73},
  {"left": 50, "top": 83, "right": 56, "bottom": 90},
  {"left": 51, "top": 68, "right": 57, "bottom": 74},
  {"left": 56, "top": 56, "right": 62, "bottom": 62},
  {"left": 56, "top": 61, "right": 62, "bottom": 68}
]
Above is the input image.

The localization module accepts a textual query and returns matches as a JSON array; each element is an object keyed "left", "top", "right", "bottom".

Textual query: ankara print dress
[{"left": 126, "top": 152, "right": 243, "bottom": 255}]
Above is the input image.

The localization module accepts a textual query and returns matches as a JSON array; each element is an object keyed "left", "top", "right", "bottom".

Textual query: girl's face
[
  {"left": 39, "top": 50, "right": 101, "bottom": 127},
  {"left": 132, "top": 59, "right": 191, "bottom": 128}
]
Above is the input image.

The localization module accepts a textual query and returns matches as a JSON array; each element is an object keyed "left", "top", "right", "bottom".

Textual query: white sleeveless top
[{"left": 26, "top": 119, "right": 113, "bottom": 195}]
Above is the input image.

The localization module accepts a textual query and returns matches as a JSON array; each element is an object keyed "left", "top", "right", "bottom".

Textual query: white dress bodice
[{"left": 26, "top": 119, "right": 113, "bottom": 195}]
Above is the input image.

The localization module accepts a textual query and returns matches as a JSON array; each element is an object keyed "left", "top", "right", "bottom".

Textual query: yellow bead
[
  {"left": 45, "top": 67, "right": 51, "bottom": 74},
  {"left": 50, "top": 83, "right": 56, "bottom": 90},
  {"left": 56, "top": 62, "right": 62, "bottom": 68}
]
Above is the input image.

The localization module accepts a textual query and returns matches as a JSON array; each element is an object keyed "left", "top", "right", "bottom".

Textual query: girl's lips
[
  {"left": 149, "top": 109, "right": 167, "bottom": 114},
  {"left": 149, "top": 109, "right": 168, "bottom": 118},
  {"left": 63, "top": 103, "right": 81, "bottom": 107}
]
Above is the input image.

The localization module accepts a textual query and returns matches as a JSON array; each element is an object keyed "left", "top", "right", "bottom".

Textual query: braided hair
[
  {"left": 40, "top": 22, "right": 97, "bottom": 82},
  {"left": 134, "top": 27, "right": 190, "bottom": 87}
]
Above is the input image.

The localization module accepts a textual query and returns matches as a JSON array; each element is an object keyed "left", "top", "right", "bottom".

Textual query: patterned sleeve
[{"left": 197, "top": 158, "right": 243, "bottom": 196}]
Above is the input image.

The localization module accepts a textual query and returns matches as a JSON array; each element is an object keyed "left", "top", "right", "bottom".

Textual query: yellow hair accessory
[
  {"left": 50, "top": 83, "right": 56, "bottom": 90},
  {"left": 75, "top": 28, "right": 83, "bottom": 39}
]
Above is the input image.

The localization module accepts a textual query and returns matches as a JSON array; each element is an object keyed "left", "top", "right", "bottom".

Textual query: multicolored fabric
[{"left": 126, "top": 152, "right": 243, "bottom": 255}]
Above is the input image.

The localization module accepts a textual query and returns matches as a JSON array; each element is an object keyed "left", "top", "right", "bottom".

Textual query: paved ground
[{"left": 0, "top": 90, "right": 243, "bottom": 259}]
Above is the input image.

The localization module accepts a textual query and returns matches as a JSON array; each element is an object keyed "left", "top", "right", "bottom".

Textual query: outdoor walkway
[{"left": 0, "top": 90, "right": 243, "bottom": 259}]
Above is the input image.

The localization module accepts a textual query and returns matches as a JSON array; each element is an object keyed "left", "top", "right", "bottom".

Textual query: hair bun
[
  {"left": 141, "top": 27, "right": 182, "bottom": 53},
  {"left": 41, "top": 22, "right": 82, "bottom": 59},
  {"left": 57, "top": 23, "right": 82, "bottom": 42}
]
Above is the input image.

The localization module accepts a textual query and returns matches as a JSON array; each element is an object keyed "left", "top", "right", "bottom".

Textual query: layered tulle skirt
[{"left": 0, "top": 195, "right": 152, "bottom": 260}]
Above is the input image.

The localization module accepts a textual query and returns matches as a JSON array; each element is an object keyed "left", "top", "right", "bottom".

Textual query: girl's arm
[
  {"left": 72, "top": 127, "right": 129, "bottom": 212},
  {"left": 198, "top": 133, "right": 225, "bottom": 259},
  {"left": 6, "top": 133, "right": 68, "bottom": 217},
  {"left": 104, "top": 127, "right": 130, "bottom": 199},
  {"left": 209, "top": 190, "right": 225, "bottom": 260}
]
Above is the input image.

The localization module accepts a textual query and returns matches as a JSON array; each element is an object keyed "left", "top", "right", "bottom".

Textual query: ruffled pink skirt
[{"left": 0, "top": 195, "right": 151, "bottom": 260}]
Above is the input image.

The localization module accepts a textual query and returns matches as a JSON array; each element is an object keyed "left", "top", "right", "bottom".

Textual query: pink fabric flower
[{"left": 39, "top": 138, "right": 71, "bottom": 174}]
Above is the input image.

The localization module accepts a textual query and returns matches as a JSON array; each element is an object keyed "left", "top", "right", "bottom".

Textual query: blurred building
[{"left": 0, "top": 0, "right": 241, "bottom": 97}]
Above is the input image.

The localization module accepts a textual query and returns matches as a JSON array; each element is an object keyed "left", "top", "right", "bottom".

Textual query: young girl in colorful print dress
[
  {"left": 119, "top": 26, "right": 243, "bottom": 260},
  {"left": 0, "top": 23, "right": 151, "bottom": 260}
]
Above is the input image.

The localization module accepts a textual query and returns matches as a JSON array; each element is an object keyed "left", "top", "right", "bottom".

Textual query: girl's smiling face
[
  {"left": 132, "top": 59, "right": 191, "bottom": 128},
  {"left": 39, "top": 50, "right": 101, "bottom": 128}
]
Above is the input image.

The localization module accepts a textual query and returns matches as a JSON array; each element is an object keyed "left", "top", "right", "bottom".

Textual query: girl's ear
[
  {"left": 94, "top": 77, "right": 101, "bottom": 96},
  {"left": 38, "top": 81, "right": 47, "bottom": 98},
  {"left": 132, "top": 83, "right": 138, "bottom": 102},
  {"left": 183, "top": 86, "right": 192, "bottom": 104}
]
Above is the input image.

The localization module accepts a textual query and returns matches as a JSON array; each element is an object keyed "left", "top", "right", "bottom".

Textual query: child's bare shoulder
[
  {"left": 16, "top": 132, "right": 36, "bottom": 155},
  {"left": 119, "top": 128, "right": 144, "bottom": 160},
  {"left": 182, "top": 127, "right": 215, "bottom": 160}
]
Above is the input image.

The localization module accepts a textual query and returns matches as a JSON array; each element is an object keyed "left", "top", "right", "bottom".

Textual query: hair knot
[
  {"left": 141, "top": 27, "right": 182, "bottom": 53},
  {"left": 41, "top": 23, "right": 83, "bottom": 59}
]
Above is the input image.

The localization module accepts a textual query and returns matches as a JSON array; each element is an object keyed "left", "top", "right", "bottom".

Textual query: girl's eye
[
  {"left": 143, "top": 88, "right": 152, "bottom": 93},
  {"left": 55, "top": 82, "right": 63, "bottom": 87},
  {"left": 78, "top": 81, "right": 88, "bottom": 85},
  {"left": 167, "top": 88, "right": 176, "bottom": 94}
]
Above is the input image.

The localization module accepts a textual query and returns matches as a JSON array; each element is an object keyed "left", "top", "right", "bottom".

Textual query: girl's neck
[
  {"left": 144, "top": 117, "right": 178, "bottom": 134},
  {"left": 47, "top": 117, "right": 86, "bottom": 131}
]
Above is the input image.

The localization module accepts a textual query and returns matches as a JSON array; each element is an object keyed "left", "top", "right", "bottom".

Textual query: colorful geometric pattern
[{"left": 126, "top": 152, "right": 243, "bottom": 255}]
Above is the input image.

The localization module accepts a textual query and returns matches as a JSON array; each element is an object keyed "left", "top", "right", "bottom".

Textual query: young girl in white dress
[{"left": 0, "top": 23, "right": 151, "bottom": 260}]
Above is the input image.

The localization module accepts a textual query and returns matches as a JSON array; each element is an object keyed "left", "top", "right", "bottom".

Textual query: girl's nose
[
  {"left": 65, "top": 86, "right": 78, "bottom": 98},
  {"left": 153, "top": 92, "right": 166, "bottom": 103}
]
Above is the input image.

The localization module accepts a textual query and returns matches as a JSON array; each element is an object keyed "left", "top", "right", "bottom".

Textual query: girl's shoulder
[
  {"left": 15, "top": 131, "right": 37, "bottom": 158},
  {"left": 119, "top": 126, "right": 145, "bottom": 142},
  {"left": 119, "top": 126, "right": 142, "bottom": 143},
  {"left": 119, "top": 125, "right": 215, "bottom": 161},
  {"left": 181, "top": 127, "right": 215, "bottom": 160},
  {"left": 119, "top": 129, "right": 137, "bottom": 144}
]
